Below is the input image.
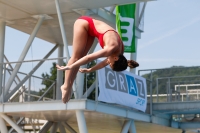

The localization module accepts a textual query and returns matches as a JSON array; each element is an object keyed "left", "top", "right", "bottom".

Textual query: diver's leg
[{"left": 61, "top": 19, "right": 94, "bottom": 103}]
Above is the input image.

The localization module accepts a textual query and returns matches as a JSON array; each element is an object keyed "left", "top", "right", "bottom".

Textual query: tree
[
  {"left": 83, "top": 61, "right": 97, "bottom": 100},
  {"left": 39, "top": 62, "right": 59, "bottom": 99}
]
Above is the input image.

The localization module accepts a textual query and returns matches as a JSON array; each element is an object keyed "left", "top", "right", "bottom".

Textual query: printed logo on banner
[
  {"left": 104, "top": 67, "right": 145, "bottom": 98},
  {"left": 98, "top": 65, "right": 147, "bottom": 112},
  {"left": 135, "top": 78, "right": 145, "bottom": 99},
  {"left": 105, "top": 67, "right": 117, "bottom": 91},
  {"left": 115, "top": 72, "right": 128, "bottom": 93},
  {"left": 119, "top": 15, "right": 134, "bottom": 47},
  {"left": 125, "top": 75, "right": 137, "bottom": 96}
]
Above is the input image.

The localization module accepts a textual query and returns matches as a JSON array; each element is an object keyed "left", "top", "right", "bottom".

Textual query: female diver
[{"left": 56, "top": 16, "right": 139, "bottom": 103}]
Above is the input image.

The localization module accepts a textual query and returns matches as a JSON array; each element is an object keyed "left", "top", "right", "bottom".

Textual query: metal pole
[
  {"left": 56, "top": 44, "right": 63, "bottom": 100},
  {"left": 167, "top": 79, "right": 169, "bottom": 102},
  {"left": 4, "top": 56, "right": 21, "bottom": 83},
  {"left": 156, "top": 78, "right": 158, "bottom": 102},
  {"left": 2, "top": 64, "right": 6, "bottom": 103},
  {"left": 62, "top": 122, "right": 77, "bottom": 133},
  {"left": 82, "top": 80, "right": 96, "bottom": 98},
  {"left": 53, "top": 84, "right": 56, "bottom": 100},
  {"left": 129, "top": 120, "right": 137, "bottom": 133},
  {"left": 170, "top": 88, "right": 172, "bottom": 102},
  {"left": 121, "top": 120, "right": 131, "bottom": 133},
  {"left": 58, "top": 122, "right": 66, "bottom": 133},
  {"left": 178, "top": 83, "right": 180, "bottom": 101},
  {"left": 3, "top": 45, "right": 58, "bottom": 102},
  {"left": 50, "top": 122, "right": 58, "bottom": 133},
  {"left": 95, "top": 71, "right": 98, "bottom": 101},
  {"left": 8, "top": 117, "right": 24, "bottom": 133},
  {"left": 138, "top": 2, "right": 147, "bottom": 27},
  {"left": 150, "top": 70, "right": 153, "bottom": 115},
  {"left": 28, "top": 77, "right": 31, "bottom": 101},
  {"left": 0, "top": 117, "right": 8, "bottom": 133},
  {"left": 169, "top": 78, "right": 171, "bottom": 102},
  {"left": 4, "top": 15, "right": 44, "bottom": 96},
  {"left": 130, "top": 39, "right": 138, "bottom": 74},
  {"left": 0, "top": 113, "right": 24, "bottom": 133},
  {"left": 76, "top": 65, "right": 86, "bottom": 99},
  {"left": 0, "top": 21, "right": 6, "bottom": 96},
  {"left": 130, "top": 3, "right": 140, "bottom": 74},
  {"left": 38, "top": 82, "right": 56, "bottom": 101},
  {"left": 109, "top": 6, "right": 116, "bottom": 13},
  {"left": 55, "top": 0, "right": 70, "bottom": 60},
  {"left": 76, "top": 110, "right": 88, "bottom": 133},
  {"left": 38, "top": 121, "right": 53, "bottom": 133}
]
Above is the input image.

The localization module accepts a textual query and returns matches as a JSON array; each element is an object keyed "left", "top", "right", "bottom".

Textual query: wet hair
[{"left": 112, "top": 54, "right": 139, "bottom": 72}]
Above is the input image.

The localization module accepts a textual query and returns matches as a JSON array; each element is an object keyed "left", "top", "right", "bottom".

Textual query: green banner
[{"left": 116, "top": 4, "right": 136, "bottom": 53}]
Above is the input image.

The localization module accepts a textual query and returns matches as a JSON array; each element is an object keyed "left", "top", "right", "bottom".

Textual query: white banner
[{"left": 98, "top": 66, "right": 147, "bottom": 112}]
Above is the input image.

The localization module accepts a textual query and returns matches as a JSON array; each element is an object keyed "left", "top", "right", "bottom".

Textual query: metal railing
[
  {"left": 0, "top": 57, "right": 67, "bottom": 103},
  {"left": 0, "top": 57, "right": 99, "bottom": 104},
  {"left": 138, "top": 66, "right": 200, "bottom": 103}
]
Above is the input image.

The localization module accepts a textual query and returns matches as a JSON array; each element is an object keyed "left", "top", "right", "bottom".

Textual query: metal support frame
[
  {"left": 56, "top": 44, "right": 64, "bottom": 99},
  {"left": 121, "top": 120, "right": 137, "bottom": 133},
  {"left": 39, "top": 121, "right": 53, "bottom": 133},
  {"left": 50, "top": 122, "right": 58, "bottom": 133},
  {"left": 58, "top": 122, "right": 66, "bottom": 133},
  {"left": 55, "top": 0, "right": 70, "bottom": 60},
  {"left": 129, "top": 3, "right": 141, "bottom": 74},
  {"left": 95, "top": 71, "right": 98, "bottom": 101},
  {"left": 82, "top": 80, "right": 96, "bottom": 98},
  {"left": 0, "top": 21, "right": 6, "bottom": 95},
  {"left": 8, "top": 117, "right": 24, "bottom": 133},
  {"left": 93, "top": 8, "right": 116, "bottom": 24},
  {"left": 129, "top": 120, "right": 137, "bottom": 133},
  {"left": 4, "top": 45, "right": 58, "bottom": 102},
  {"left": 88, "top": 39, "right": 98, "bottom": 55},
  {"left": 138, "top": 2, "right": 147, "bottom": 28},
  {"left": 76, "top": 110, "right": 88, "bottom": 133},
  {"left": 130, "top": 39, "right": 138, "bottom": 74},
  {"left": 76, "top": 66, "right": 86, "bottom": 98},
  {"left": 62, "top": 122, "right": 77, "bottom": 133},
  {"left": 121, "top": 120, "right": 132, "bottom": 133},
  {"left": 0, "top": 117, "right": 8, "bottom": 133},
  {"left": 0, "top": 113, "right": 24, "bottom": 133},
  {"left": 4, "top": 15, "right": 45, "bottom": 97},
  {"left": 109, "top": 6, "right": 116, "bottom": 13},
  {"left": 28, "top": 77, "right": 31, "bottom": 101},
  {"left": 38, "top": 82, "right": 56, "bottom": 101},
  {"left": 4, "top": 55, "right": 21, "bottom": 83}
]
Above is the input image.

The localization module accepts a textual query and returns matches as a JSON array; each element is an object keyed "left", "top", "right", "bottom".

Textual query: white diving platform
[{"left": 0, "top": 100, "right": 183, "bottom": 133}]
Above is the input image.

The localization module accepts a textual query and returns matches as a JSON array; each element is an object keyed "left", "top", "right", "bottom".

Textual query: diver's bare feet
[{"left": 61, "top": 85, "right": 72, "bottom": 103}]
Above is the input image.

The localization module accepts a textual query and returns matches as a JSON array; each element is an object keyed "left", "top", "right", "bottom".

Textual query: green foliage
[
  {"left": 141, "top": 66, "right": 200, "bottom": 95},
  {"left": 83, "top": 60, "right": 97, "bottom": 100},
  {"left": 40, "top": 62, "right": 64, "bottom": 99}
]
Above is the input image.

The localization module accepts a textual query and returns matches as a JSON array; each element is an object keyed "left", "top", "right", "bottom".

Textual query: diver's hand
[
  {"left": 56, "top": 64, "right": 71, "bottom": 71},
  {"left": 79, "top": 68, "right": 91, "bottom": 73}
]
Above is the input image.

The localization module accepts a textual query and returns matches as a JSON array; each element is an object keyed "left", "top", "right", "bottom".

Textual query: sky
[
  {"left": 3, "top": 0, "right": 200, "bottom": 77},
  {"left": 137, "top": 0, "right": 200, "bottom": 71}
]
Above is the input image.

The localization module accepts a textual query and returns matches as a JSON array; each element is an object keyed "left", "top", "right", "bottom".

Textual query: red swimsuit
[{"left": 78, "top": 16, "right": 121, "bottom": 49}]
